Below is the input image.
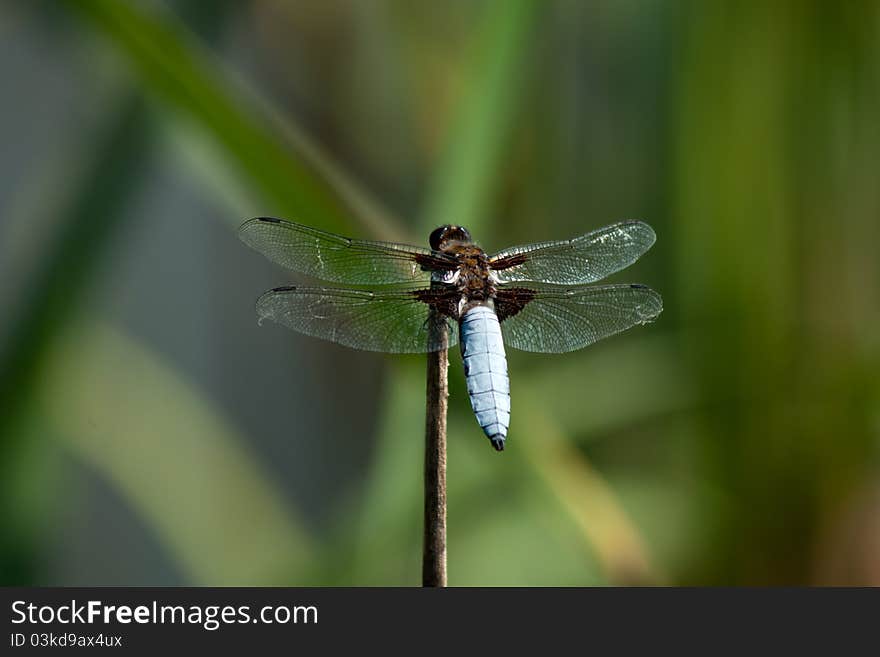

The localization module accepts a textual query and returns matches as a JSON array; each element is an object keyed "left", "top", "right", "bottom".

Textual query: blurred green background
[{"left": 1, "top": 0, "right": 878, "bottom": 586}]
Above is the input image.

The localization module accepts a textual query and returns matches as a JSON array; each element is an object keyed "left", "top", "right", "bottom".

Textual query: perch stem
[{"left": 423, "top": 313, "right": 449, "bottom": 587}]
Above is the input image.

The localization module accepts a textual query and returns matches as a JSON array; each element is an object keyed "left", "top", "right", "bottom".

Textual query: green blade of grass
[
  {"left": 516, "top": 396, "right": 660, "bottom": 585},
  {"left": 62, "top": 0, "right": 405, "bottom": 240},
  {"left": 420, "top": 0, "right": 539, "bottom": 236},
  {"left": 39, "top": 320, "right": 313, "bottom": 585},
  {"left": 0, "top": 98, "right": 151, "bottom": 566}
]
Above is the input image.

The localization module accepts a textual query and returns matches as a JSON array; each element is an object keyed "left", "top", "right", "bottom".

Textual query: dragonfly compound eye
[{"left": 430, "top": 225, "right": 473, "bottom": 251}]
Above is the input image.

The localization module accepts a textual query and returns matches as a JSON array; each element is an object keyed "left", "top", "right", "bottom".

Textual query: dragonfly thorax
[{"left": 446, "top": 244, "right": 495, "bottom": 308}]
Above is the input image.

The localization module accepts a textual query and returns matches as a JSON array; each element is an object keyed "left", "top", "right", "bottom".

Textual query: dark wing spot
[
  {"left": 494, "top": 287, "right": 536, "bottom": 321},
  {"left": 414, "top": 252, "right": 459, "bottom": 272},
  {"left": 412, "top": 287, "right": 460, "bottom": 319},
  {"left": 490, "top": 252, "right": 528, "bottom": 271},
  {"left": 272, "top": 285, "right": 297, "bottom": 292},
  {"left": 630, "top": 283, "right": 648, "bottom": 289},
  {"left": 256, "top": 216, "right": 282, "bottom": 224}
]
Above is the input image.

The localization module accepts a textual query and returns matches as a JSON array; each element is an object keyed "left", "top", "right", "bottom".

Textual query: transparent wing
[
  {"left": 239, "top": 217, "right": 457, "bottom": 285},
  {"left": 489, "top": 221, "right": 656, "bottom": 285},
  {"left": 255, "top": 285, "right": 459, "bottom": 353},
  {"left": 496, "top": 284, "right": 662, "bottom": 353}
]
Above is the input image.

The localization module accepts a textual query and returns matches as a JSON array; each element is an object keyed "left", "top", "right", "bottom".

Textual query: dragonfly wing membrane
[
  {"left": 256, "top": 286, "right": 459, "bottom": 353},
  {"left": 239, "top": 217, "right": 455, "bottom": 284},
  {"left": 489, "top": 221, "right": 656, "bottom": 285},
  {"left": 496, "top": 283, "right": 662, "bottom": 353}
]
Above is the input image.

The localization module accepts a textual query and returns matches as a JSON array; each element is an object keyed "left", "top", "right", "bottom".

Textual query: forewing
[
  {"left": 255, "top": 286, "right": 459, "bottom": 353},
  {"left": 496, "top": 284, "right": 662, "bottom": 353},
  {"left": 239, "top": 217, "right": 457, "bottom": 284},
  {"left": 489, "top": 221, "right": 656, "bottom": 285}
]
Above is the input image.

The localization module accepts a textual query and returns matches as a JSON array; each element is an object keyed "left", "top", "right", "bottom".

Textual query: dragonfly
[{"left": 239, "top": 217, "right": 662, "bottom": 451}]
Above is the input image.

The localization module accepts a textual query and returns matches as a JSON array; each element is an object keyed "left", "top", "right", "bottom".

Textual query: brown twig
[{"left": 423, "top": 312, "right": 449, "bottom": 587}]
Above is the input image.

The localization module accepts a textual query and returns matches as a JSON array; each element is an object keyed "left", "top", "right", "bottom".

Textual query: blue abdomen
[{"left": 459, "top": 305, "right": 510, "bottom": 451}]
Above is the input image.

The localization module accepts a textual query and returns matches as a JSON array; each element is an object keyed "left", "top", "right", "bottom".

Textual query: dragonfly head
[{"left": 429, "top": 225, "right": 473, "bottom": 251}]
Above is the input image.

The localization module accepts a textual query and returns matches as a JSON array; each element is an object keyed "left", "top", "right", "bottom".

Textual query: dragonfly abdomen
[{"left": 459, "top": 305, "right": 510, "bottom": 451}]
